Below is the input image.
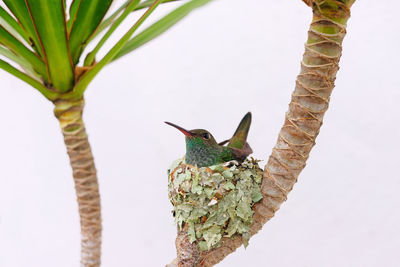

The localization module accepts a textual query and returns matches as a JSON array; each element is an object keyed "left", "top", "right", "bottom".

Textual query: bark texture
[
  {"left": 54, "top": 98, "right": 102, "bottom": 267},
  {"left": 169, "top": 1, "right": 355, "bottom": 266}
]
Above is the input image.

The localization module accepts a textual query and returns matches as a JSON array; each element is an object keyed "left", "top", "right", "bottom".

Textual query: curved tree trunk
[
  {"left": 54, "top": 98, "right": 102, "bottom": 267},
  {"left": 168, "top": 0, "right": 356, "bottom": 266}
]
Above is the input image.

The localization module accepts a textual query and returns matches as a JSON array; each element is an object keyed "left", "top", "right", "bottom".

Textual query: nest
[{"left": 168, "top": 158, "right": 263, "bottom": 251}]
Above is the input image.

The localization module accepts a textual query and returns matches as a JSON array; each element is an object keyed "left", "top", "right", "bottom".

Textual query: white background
[{"left": 1, "top": 0, "right": 399, "bottom": 266}]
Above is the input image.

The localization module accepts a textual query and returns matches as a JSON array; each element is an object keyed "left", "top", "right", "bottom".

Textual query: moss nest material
[{"left": 168, "top": 158, "right": 263, "bottom": 251}]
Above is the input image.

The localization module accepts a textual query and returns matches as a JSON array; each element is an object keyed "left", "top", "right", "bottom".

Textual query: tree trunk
[
  {"left": 54, "top": 98, "right": 102, "bottom": 267},
  {"left": 169, "top": 0, "right": 356, "bottom": 266}
]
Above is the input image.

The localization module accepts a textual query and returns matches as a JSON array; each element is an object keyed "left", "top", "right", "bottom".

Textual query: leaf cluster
[{"left": 0, "top": 0, "right": 212, "bottom": 101}]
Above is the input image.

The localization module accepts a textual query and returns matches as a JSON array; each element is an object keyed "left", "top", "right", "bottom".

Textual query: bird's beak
[{"left": 165, "top": 121, "right": 193, "bottom": 136}]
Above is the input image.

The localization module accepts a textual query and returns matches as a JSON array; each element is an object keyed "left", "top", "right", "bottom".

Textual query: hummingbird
[{"left": 165, "top": 112, "right": 253, "bottom": 167}]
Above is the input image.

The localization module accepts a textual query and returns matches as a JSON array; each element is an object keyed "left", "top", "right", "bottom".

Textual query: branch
[{"left": 169, "top": 0, "right": 356, "bottom": 266}]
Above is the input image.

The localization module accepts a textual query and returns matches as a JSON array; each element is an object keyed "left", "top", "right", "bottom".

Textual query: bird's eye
[{"left": 202, "top": 133, "right": 210, "bottom": 140}]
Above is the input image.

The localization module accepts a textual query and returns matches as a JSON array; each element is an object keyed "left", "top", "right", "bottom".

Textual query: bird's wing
[
  {"left": 228, "top": 142, "right": 253, "bottom": 162},
  {"left": 218, "top": 139, "right": 230, "bottom": 146}
]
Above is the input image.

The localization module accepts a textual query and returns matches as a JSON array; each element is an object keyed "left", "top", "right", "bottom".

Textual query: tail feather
[{"left": 228, "top": 112, "right": 251, "bottom": 149}]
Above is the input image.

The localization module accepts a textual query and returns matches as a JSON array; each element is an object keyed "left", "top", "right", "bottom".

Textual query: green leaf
[
  {"left": 251, "top": 186, "right": 263, "bottom": 203},
  {"left": 236, "top": 200, "right": 252, "bottom": 221},
  {"left": 0, "top": 6, "right": 30, "bottom": 44},
  {"left": 188, "top": 222, "right": 196, "bottom": 243},
  {"left": 135, "top": 0, "right": 183, "bottom": 10},
  {"left": 90, "top": 0, "right": 182, "bottom": 42},
  {"left": 222, "top": 169, "right": 233, "bottom": 179},
  {"left": 2, "top": 0, "right": 44, "bottom": 57},
  {"left": 67, "top": 0, "right": 162, "bottom": 100},
  {"left": 67, "top": 0, "right": 80, "bottom": 32},
  {"left": 91, "top": 2, "right": 128, "bottom": 41},
  {"left": 25, "top": 0, "right": 75, "bottom": 92},
  {"left": 224, "top": 181, "right": 236, "bottom": 191},
  {"left": 242, "top": 232, "right": 251, "bottom": 248},
  {"left": 198, "top": 241, "right": 208, "bottom": 251},
  {"left": 202, "top": 225, "right": 222, "bottom": 250},
  {"left": 68, "top": 0, "right": 113, "bottom": 64},
  {"left": 113, "top": 0, "right": 213, "bottom": 61},
  {"left": 0, "top": 45, "right": 30, "bottom": 69},
  {"left": 84, "top": 0, "right": 141, "bottom": 66},
  {"left": 0, "top": 45, "right": 40, "bottom": 79},
  {"left": 0, "top": 59, "right": 58, "bottom": 100},
  {"left": 0, "top": 25, "right": 47, "bottom": 79}
]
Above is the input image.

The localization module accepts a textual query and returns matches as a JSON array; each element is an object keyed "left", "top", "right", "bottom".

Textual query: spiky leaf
[
  {"left": 0, "top": 6, "right": 29, "bottom": 44},
  {"left": 25, "top": 0, "right": 74, "bottom": 92},
  {"left": 2, "top": 0, "right": 43, "bottom": 56},
  {"left": 113, "top": 0, "right": 213, "bottom": 61},
  {"left": 0, "top": 25, "right": 47, "bottom": 79},
  {"left": 68, "top": 0, "right": 113, "bottom": 64}
]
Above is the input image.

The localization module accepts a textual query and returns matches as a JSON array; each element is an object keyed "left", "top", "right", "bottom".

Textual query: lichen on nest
[{"left": 168, "top": 157, "right": 263, "bottom": 251}]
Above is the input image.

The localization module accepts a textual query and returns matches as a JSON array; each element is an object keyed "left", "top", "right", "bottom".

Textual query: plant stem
[
  {"left": 169, "top": 0, "right": 355, "bottom": 266},
  {"left": 53, "top": 98, "right": 102, "bottom": 267}
]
